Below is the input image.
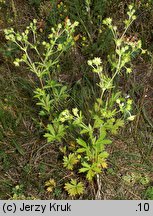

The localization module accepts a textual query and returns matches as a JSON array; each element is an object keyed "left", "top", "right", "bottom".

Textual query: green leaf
[
  {"left": 44, "top": 123, "right": 66, "bottom": 142},
  {"left": 111, "top": 119, "right": 124, "bottom": 134},
  {"left": 77, "top": 148, "right": 86, "bottom": 153},
  {"left": 80, "top": 161, "right": 90, "bottom": 169},
  {"left": 79, "top": 162, "right": 101, "bottom": 181},
  {"left": 44, "top": 133, "right": 55, "bottom": 142},
  {"left": 76, "top": 138, "right": 87, "bottom": 148},
  {"left": 86, "top": 169, "right": 95, "bottom": 181},
  {"left": 95, "top": 137, "right": 104, "bottom": 146},
  {"left": 101, "top": 139, "right": 112, "bottom": 145},
  {"left": 99, "top": 151, "right": 109, "bottom": 158},
  {"left": 93, "top": 116, "right": 104, "bottom": 128},
  {"left": 57, "top": 124, "right": 66, "bottom": 136},
  {"left": 99, "top": 127, "right": 106, "bottom": 139},
  {"left": 92, "top": 165, "right": 101, "bottom": 173},
  {"left": 11, "top": 139, "right": 25, "bottom": 156},
  {"left": 47, "top": 124, "right": 55, "bottom": 136},
  {"left": 80, "top": 128, "right": 89, "bottom": 134},
  {"left": 79, "top": 167, "right": 90, "bottom": 173},
  {"left": 64, "top": 179, "right": 84, "bottom": 196},
  {"left": 63, "top": 153, "right": 78, "bottom": 170}
]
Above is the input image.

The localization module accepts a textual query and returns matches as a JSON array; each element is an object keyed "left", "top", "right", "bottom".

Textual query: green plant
[
  {"left": 144, "top": 187, "right": 153, "bottom": 200},
  {"left": 45, "top": 1, "right": 68, "bottom": 27},
  {"left": 64, "top": 179, "right": 84, "bottom": 197},
  {"left": 65, "top": 0, "right": 114, "bottom": 47},
  {"left": 58, "top": 4, "right": 146, "bottom": 199},
  {"left": 103, "top": 5, "right": 145, "bottom": 74},
  {"left": 123, "top": 172, "right": 150, "bottom": 186},
  {"left": 59, "top": 63, "right": 125, "bottom": 198},
  {"left": 5, "top": 19, "right": 78, "bottom": 87},
  {"left": 4, "top": 4, "right": 147, "bottom": 199},
  {"left": 0, "top": 0, "right": 6, "bottom": 6},
  {"left": 11, "top": 184, "right": 24, "bottom": 199},
  {"left": 11, "top": 184, "right": 36, "bottom": 200},
  {"left": 45, "top": 178, "right": 56, "bottom": 193},
  {"left": 4, "top": 18, "right": 78, "bottom": 140}
]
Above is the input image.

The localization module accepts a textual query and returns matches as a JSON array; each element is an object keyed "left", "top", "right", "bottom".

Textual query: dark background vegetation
[{"left": 0, "top": 0, "right": 153, "bottom": 199}]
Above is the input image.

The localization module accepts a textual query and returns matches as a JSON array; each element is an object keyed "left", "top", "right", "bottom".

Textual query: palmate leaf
[
  {"left": 86, "top": 169, "right": 95, "bottom": 181},
  {"left": 64, "top": 179, "right": 84, "bottom": 196},
  {"left": 43, "top": 132, "right": 55, "bottom": 142},
  {"left": 45, "top": 179, "right": 56, "bottom": 193},
  {"left": 36, "top": 93, "right": 53, "bottom": 113},
  {"left": 63, "top": 153, "right": 79, "bottom": 170},
  {"left": 44, "top": 124, "right": 56, "bottom": 142},
  {"left": 44, "top": 123, "right": 66, "bottom": 142},
  {"left": 79, "top": 162, "right": 101, "bottom": 181},
  {"left": 111, "top": 118, "right": 124, "bottom": 134},
  {"left": 47, "top": 124, "right": 55, "bottom": 135},
  {"left": 79, "top": 162, "right": 91, "bottom": 173}
]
